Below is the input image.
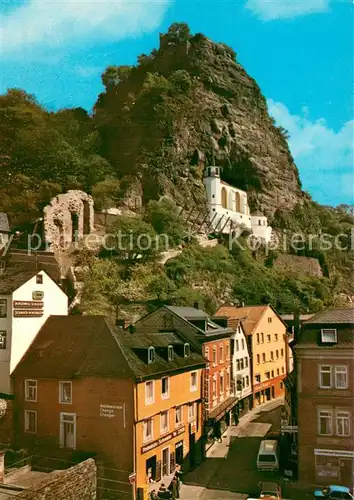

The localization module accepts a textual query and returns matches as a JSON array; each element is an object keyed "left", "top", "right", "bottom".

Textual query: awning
[{"left": 208, "top": 396, "right": 237, "bottom": 422}]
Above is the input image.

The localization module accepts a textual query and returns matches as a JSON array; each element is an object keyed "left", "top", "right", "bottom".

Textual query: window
[
  {"left": 245, "top": 357, "right": 248, "bottom": 368},
  {"left": 59, "top": 381, "right": 72, "bottom": 404},
  {"left": 256, "top": 333, "right": 260, "bottom": 344},
  {"left": 160, "top": 411, "right": 169, "bottom": 433},
  {"left": 226, "top": 343, "right": 230, "bottom": 360},
  {"left": 270, "top": 351, "right": 274, "bottom": 361},
  {"left": 0, "top": 331, "right": 6, "bottom": 350},
  {"left": 220, "top": 373, "right": 224, "bottom": 394},
  {"left": 281, "top": 348, "right": 284, "bottom": 358},
  {"left": 168, "top": 345, "right": 173, "bottom": 361},
  {"left": 24, "top": 410, "right": 37, "bottom": 433},
  {"left": 143, "top": 418, "right": 153, "bottom": 442},
  {"left": 276, "top": 350, "right": 279, "bottom": 359},
  {"left": 212, "top": 377, "right": 217, "bottom": 400},
  {"left": 236, "top": 359, "right": 240, "bottom": 370},
  {"left": 262, "top": 353, "right": 266, "bottom": 363},
  {"left": 267, "top": 334, "right": 271, "bottom": 343},
  {"left": 162, "top": 447, "right": 170, "bottom": 477},
  {"left": 319, "top": 365, "right": 332, "bottom": 388},
  {"left": 271, "top": 370, "right": 274, "bottom": 378},
  {"left": 240, "top": 358, "right": 244, "bottom": 370},
  {"left": 212, "top": 346, "right": 217, "bottom": 366},
  {"left": 335, "top": 366, "right": 348, "bottom": 389},
  {"left": 204, "top": 347, "right": 209, "bottom": 360},
  {"left": 242, "top": 377, "right": 245, "bottom": 388},
  {"left": 188, "top": 403, "right": 195, "bottom": 422},
  {"left": 268, "top": 317, "right": 272, "bottom": 323},
  {"left": 235, "top": 339, "right": 239, "bottom": 351},
  {"left": 175, "top": 406, "right": 183, "bottom": 427},
  {"left": 261, "top": 333, "right": 264, "bottom": 343},
  {"left": 145, "top": 381, "right": 154, "bottom": 405},
  {"left": 318, "top": 410, "right": 333, "bottom": 435},
  {"left": 281, "top": 366, "right": 285, "bottom": 374},
  {"left": 220, "top": 345, "right": 224, "bottom": 363},
  {"left": 0, "top": 299, "right": 7, "bottom": 318},
  {"left": 336, "top": 411, "right": 351, "bottom": 436},
  {"left": 256, "top": 354, "right": 260, "bottom": 365},
  {"left": 190, "top": 371, "right": 198, "bottom": 392},
  {"left": 36, "top": 274, "right": 43, "bottom": 284},
  {"left": 161, "top": 377, "right": 169, "bottom": 399},
  {"left": 274, "top": 334, "right": 278, "bottom": 341},
  {"left": 321, "top": 328, "right": 337, "bottom": 343},
  {"left": 265, "top": 372, "right": 270, "bottom": 380},
  {"left": 246, "top": 376, "right": 249, "bottom": 386},
  {"left": 184, "top": 343, "right": 190, "bottom": 357},
  {"left": 241, "top": 339, "right": 245, "bottom": 350},
  {"left": 25, "top": 380, "right": 37, "bottom": 402},
  {"left": 148, "top": 346, "right": 155, "bottom": 364},
  {"left": 255, "top": 374, "right": 261, "bottom": 383},
  {"left": 277, "top": 368, "right": 280, "bottom": 376}
]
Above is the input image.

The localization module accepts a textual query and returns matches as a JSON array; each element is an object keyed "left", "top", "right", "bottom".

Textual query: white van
[{"left": 256, "top": 440, "right": 279, "bottom": 471}]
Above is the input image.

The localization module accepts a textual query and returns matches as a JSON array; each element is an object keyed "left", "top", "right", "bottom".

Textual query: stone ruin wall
[{"left": 43, "top": 190, "right": 94, "bottom": 251}]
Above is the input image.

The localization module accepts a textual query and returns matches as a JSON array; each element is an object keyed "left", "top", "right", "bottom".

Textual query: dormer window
[
  {"left": 148, "top": 346, "right": 155, "bottom": 364},
  {"left": 168, "top": 345, "right": 173, "bottom": 361},
  {"left": 184, "top": 343, "right": 190, "bottom": 358},
  {"left": 321, "top": 329, "right": 337, "bottom": 344}
]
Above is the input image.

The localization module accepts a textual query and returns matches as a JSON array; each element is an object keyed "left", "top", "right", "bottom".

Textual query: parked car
[
  {"left": 258, "top": 481, "right": 282, "bottom": 499},
  {"left": 313, "top": 485, "right": 354, "bottom": 499}
]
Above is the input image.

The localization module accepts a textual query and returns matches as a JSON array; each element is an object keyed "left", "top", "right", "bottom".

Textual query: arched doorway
[
  {"left": 236, "top": 192, "right": 241, "bottom": 212},
  {"left": 71, "top": 212, "right": 79, "bottom": 243},
  {"left": 221, "top": 187, "right": 228, "bottom": 209}
]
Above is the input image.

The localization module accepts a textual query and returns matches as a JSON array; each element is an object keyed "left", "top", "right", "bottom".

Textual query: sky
[{"left": 1, "top": 0, "right": 353, "bottom": 207}]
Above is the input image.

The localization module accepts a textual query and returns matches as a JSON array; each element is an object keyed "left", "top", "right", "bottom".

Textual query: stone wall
[
  {"left": 43, "top": 191, "right": 94, "bottom": 251},
  {"left": 274, "top": 254, "right": 323, "bottom": 277},
  {"left": 19, "top": 459, "right": 96, "bottom": 500}
]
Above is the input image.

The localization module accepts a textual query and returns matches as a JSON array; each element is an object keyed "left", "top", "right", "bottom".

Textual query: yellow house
[
  {"left": 130, "top": 332, "right": 205, "bottom": 499},
  {"left": 216, "top": 305, "right": 288, "bottom": 407}
]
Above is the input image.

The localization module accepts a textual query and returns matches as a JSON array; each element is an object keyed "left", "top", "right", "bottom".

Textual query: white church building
[{"left": 203, "top": 166, "right": 272, "bottom": 242}]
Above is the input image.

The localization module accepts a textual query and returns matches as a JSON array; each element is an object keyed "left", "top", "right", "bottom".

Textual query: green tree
[
  {"left": 101, "top": 65, "right": 132, "bottom": 89},
  {"left": 144, "top": 197, "right": 184, "bottom": 245}
]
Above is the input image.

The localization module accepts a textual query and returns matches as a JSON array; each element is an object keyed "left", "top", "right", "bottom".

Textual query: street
[{"left": 181, "top": 398, "right": 312, "bottom": 500}]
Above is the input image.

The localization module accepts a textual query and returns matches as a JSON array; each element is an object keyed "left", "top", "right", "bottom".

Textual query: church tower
[{"left": 203, "top": 165, "right": 222, "bottom": 209}]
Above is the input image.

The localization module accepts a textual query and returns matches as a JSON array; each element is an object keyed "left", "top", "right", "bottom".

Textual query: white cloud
[
  {"left": 267, "top": 99, "right": 354, "bottom": 205},
  {"left": 245, "top": 0, "right": 334, "bottom": 20},
  {"left": 1, "top": 0, "right": 169, "bottom": 58}
]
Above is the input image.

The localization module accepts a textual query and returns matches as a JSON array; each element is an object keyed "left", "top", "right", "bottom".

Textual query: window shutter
[
  {"left": 170, "top": 452, "right": 176, "bottom": 474},
  {"left": 156, "top": 460, "right": 162, "bottom": 482}
]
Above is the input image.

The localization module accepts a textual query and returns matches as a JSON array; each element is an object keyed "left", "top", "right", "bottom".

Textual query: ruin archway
[
  {"left": 71, "top": 212, "right": 79, "bottom": 243},
  {"left": 83, "top": 200, "right": 90, "bottom": 235}
]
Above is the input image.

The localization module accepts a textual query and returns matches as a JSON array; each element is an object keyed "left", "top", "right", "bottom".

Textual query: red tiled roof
[{"left": 215, "top": 305, "right": 268, "bottom": 335}]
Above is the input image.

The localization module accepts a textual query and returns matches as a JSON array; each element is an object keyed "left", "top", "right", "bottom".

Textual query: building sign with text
[
  {"left": 99, "top": 404, "right": 123, "bottom": 418},
  {"left": 142, "top": 426, "right": 185, "bottom": 454},
  {"left": 13, "top": 300, "right": 44, "bottom": 318}
]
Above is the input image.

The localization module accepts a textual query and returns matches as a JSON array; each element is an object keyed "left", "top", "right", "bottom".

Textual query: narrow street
[{"left": 181, "top": 398, "right": 312, "bottom": 500}]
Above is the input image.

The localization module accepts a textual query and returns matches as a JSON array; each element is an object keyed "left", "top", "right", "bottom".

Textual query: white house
[
  {"left": 0, "top": 269, "right": 68, "bottom": 395},
  {"left": 203, "top": 166, "right": 272, "bottom": 243},
  {"left": 231, "top": 321, "right": 253, "bottom": 415}
]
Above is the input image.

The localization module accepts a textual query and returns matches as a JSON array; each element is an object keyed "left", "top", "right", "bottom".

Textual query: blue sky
[{"left": 1, "top": 0, "right": 353, "bottom": 207}]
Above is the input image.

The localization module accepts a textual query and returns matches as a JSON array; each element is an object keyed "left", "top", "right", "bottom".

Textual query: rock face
[
  {"left": 95, "top": 29, "right": 303, "bottom": 220},
  {"left": 43, "top": 190, "right": 94, "bottom": 251},
  {"left": 274, "top": 254, "right": 323, "bottom": 278}
]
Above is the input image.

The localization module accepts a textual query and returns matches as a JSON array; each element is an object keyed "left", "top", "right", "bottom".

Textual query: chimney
[{"left": 0, "top": 451, "right": 5, "bottom": 484}]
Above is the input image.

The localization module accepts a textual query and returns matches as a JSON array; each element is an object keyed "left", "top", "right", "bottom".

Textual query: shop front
[
  {"left": 205, "top": 396, "right": 237, "bottom": 450},
  {"left": 314, "top": 449, "right": 354, "bottom": 489}
]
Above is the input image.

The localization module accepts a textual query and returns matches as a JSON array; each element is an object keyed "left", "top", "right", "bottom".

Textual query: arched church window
[{"left": 221, "top": 187, "right": 228, "bottom": 209}]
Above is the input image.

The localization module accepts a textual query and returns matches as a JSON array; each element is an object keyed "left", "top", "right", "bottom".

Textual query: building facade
[
  {"left": 216, "top": 305, "right": 288, "bottom": 406},
  {"left": 295, "top": 308, "right": 354, "bottom": 490},
  {"left": 203, "top": 166, "right": 272, "bottom": 242},
  {"left": 0, "top": 269, "right": 68, "bottom": 395},
  {"left": 134, "top": 306, "right": 236, "bottom": 449},
  {"left": 12, "top": 315, "right": 205, "bottom": 500}
]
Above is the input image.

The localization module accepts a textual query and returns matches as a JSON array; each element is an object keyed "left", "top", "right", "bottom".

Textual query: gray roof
[
  {"left": 304, "top": 308, "right": 354, "bottom": 326},
  {"left": 0, "top": 270, "right": 38, "bottom": 295},
  {"left": 165, "top": 306, "right": 208, "bottom": 320},
  {"left": 281, "top": 314, "right": 314, "bottom": 321},
  {"left": 13, "top": 316, "right": 206, "bottom": 381},
  {"left": 0, "top": 213, "right": 10, "bottom": 233}
]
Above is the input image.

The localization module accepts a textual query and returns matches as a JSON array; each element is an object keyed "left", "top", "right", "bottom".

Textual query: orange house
[{"left": 12, "top": 316, "right": 205, "bottom": 500}]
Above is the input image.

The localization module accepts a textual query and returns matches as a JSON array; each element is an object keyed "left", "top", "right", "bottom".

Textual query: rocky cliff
[{"left": 94, "top": 25, "right": 303, "bottom": 220}]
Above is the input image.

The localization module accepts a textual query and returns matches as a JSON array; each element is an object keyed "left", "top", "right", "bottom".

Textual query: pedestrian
[
  {"left": 234, "top": 411, "right": 239, "bottom": 426},
  {"left": 214, "top": 421, "right": 222, "bottom": 443},
  {"left": 169, "top": 477, "right": 179, "bottom": 499}
]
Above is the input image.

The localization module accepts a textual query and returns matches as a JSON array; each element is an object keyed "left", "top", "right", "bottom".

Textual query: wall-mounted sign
[
  {"left": 314, "top": 449, "right": 354, "bottom": 459},
  {"left": 99, "top": 404, "right": 123, "bottom": 418},
  {"left": 13, "top": 310, "right": 43, "bottom": 318},
  {"left": 13, "top": 300, "right": 44, "bottom": 309},
  {"left": 32, "top": 291, "right": 44, "bottom": 301},
  {"left": 281, "top": 425, "right": 298, "bottom": 433},
  {"left": 142, "top": 426, "right": 185, "bottom": 454}
]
